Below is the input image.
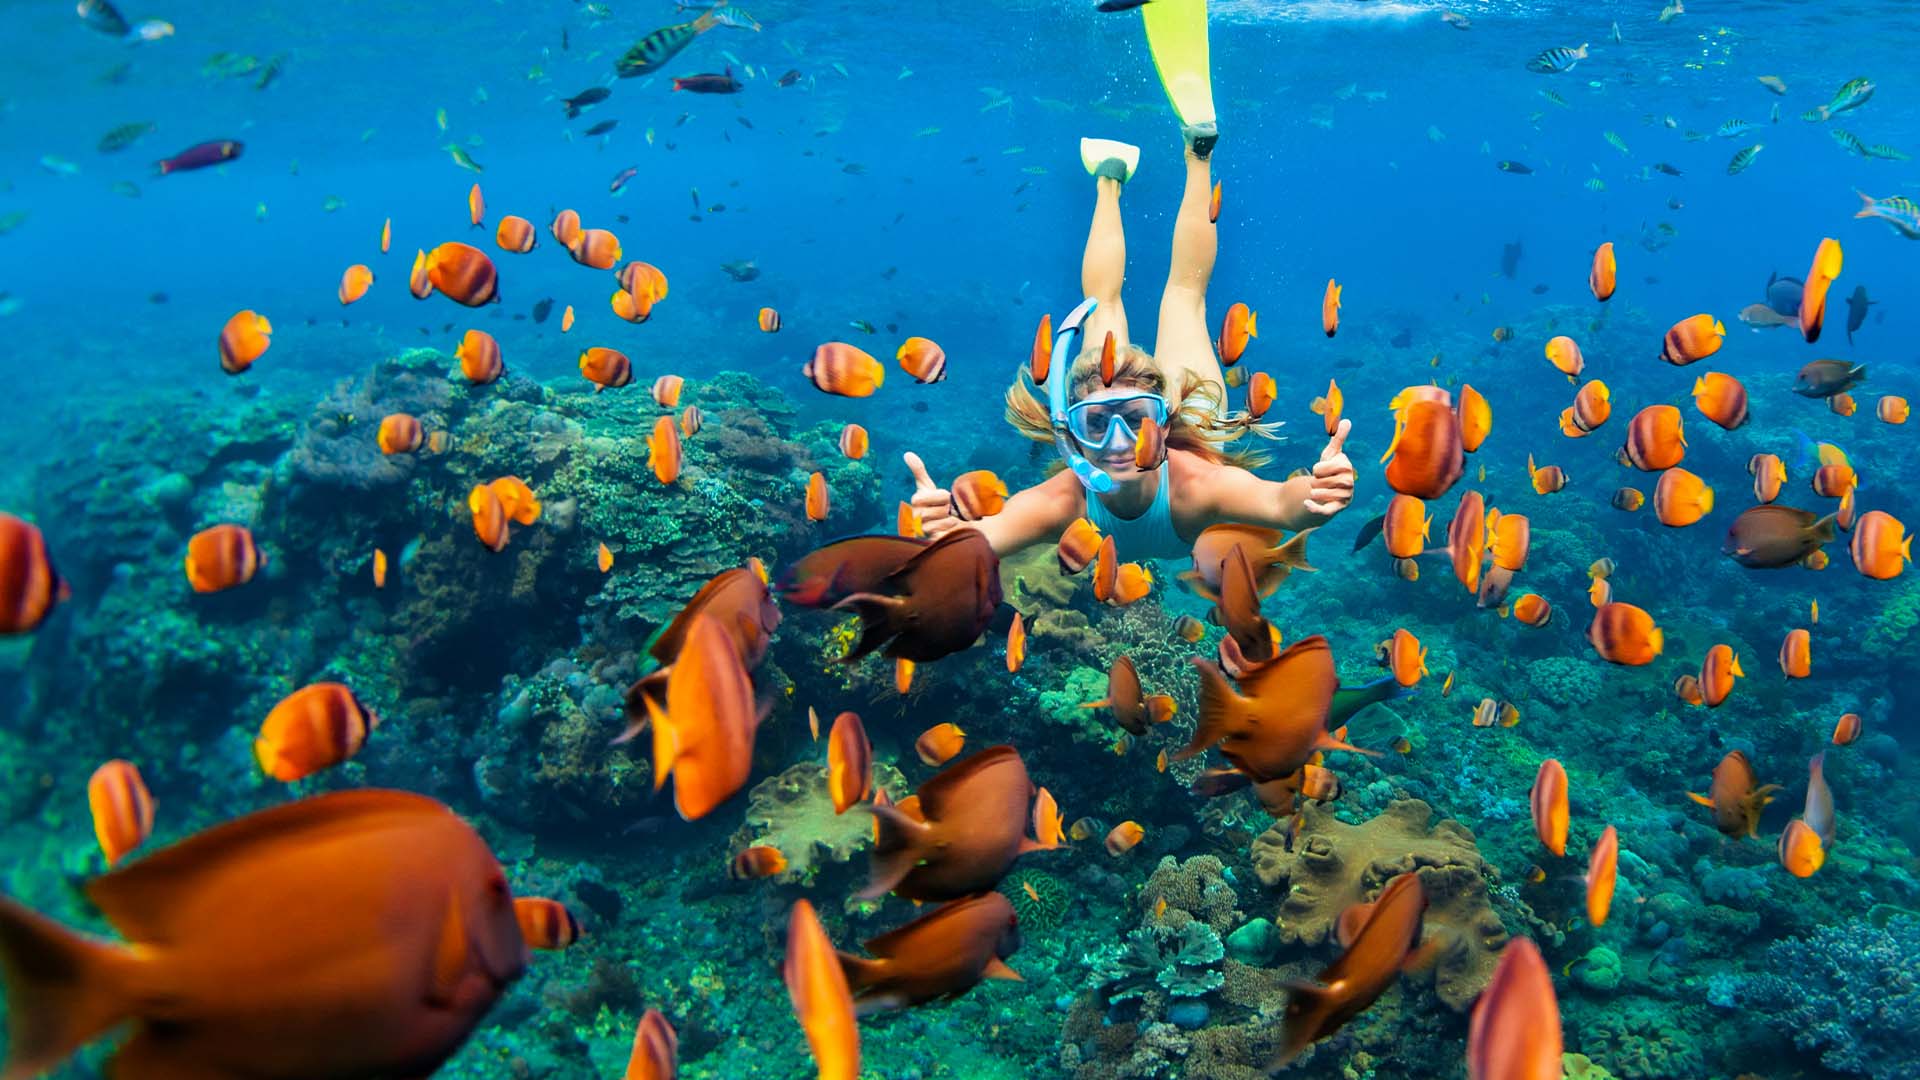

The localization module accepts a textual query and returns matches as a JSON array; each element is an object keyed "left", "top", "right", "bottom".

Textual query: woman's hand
[
  {"left": 1303, "top": 418, "right": 1354, "bottom": 518},
  {"left": 903, "top": 452, "right": 960, "bottom": 537}
]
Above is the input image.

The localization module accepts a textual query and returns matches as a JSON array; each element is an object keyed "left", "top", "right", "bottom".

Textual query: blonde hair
[{"left": 1004, "top": 343, "right": 1279, "bottom": 470}]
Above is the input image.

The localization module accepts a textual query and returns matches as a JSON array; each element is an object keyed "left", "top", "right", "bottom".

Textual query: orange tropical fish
[
  {"left": 1246, "top": 372, "right": 1277, "bottom": 420},
  {"left": 897, "top": 501, "right": 924, "bottom": 539},
  {"left": 1799, "top": 236, "right": 1843, "bottom": 343},
  {"left": 1006, "top": 611, "right": 1026, "bottom": 673},
  {"left": 488, "top": 476, "right": 540, "bottom": 525},
  {"left": 1311, "top": 378, "right": 1343, "bottom": 436},
  {"left": 513, "top": 897, "right": 581, "bottom": 950},
  {"left": 1620, "top": 404, "right": 1686, "bottom": 471},
  {"left": 1688, "top": 750, "right": 1778, "bottom": 838},
  {"left": 648, "top": 416, "right": 683, "bottom": 484},
  {"left": 0, "top": 788, "right": 528, "bottom": 1080},
  {"left": 1104, "top": 820, "right": 1145, "bottom": 855},
  {"left": 1276, "top": 873, "right": 1427, "bottom": 1066},
  {"left": 804, "top": 343, "right": 885, "bottom": 397},
  {"left": 457, "top": 329, "right": 504, "bottom": 384},
  {"left": 1830, "top": 392, "right": 1857, "bottom": 417},
  {"left": 1530, "top": 759, "right": 1568, "bottom": 856},
  {"left": 1586, "top": 825, "right": 1618, "bottom": 926},
  {"left": 1526, "top": 453, "right": 1568, "bottom": 495},
  {"left": 650, "top": 374, "right": 684, "bottom": 408},
  {"left": 1383, "top": 494, "right": 1429, "bottom": 559},
  {"left": 1133, "top": 414, "right": 1167, "bottom": 470},
  {"left": 423, "top": 242, "right": 499, "bottom": 306},
  {"left": 1878, "top": 395, "right": 1910, "bottom": 424},
  {"left": 217, "top": 309, "right": 272, "bottom": 374},
  {"left": 806, "top": 472, "right": 830, "bottom": 522},
  {"left": 469, "top": 484, "right": 509, "bottom": 551},
  {"left": 579, "top": 347, "right": 633, "bottom": 392},
  {"left": 680, "top": 405, "right": 703, "bottom": 437},
  {"left": 1057, "top": 517, "right": 1102, "bottom": 574},
  {"left": 1543, "top": 336, "right": 1583, "bottom": 381},
  {"left": 952, "top": 470, "right": 1009, "bottom": 520},
  {"left": 826, "top": 711, "right": 874, "bottom": 814},
  {"left": 1029, "top": 314, "right": 1052, "bottom": 384},
  {"left": 1467, "top": 938, "right": 1563, "bottom": 1080},
  {"left": 1850, "top": 510, "right": 1911, "bottom": 579},
  {"left": 1208, "top": 180, "right": 1222, "bottom": 223},
  {"left": 1699, "top": 644, "right": 1744, "bottom": 707},
  {"left": 494, "top": 214, "right": 537, "bottom": 253},
  {"left": 408, "top": 248, "right": 433, "bottom": 299},
  {"left": 597, "top": 543, "right": 614, "bottom": 574},
  {"left": 255, "top": 682, "right": 380, "bottom": 782},
  {"left": 1090, "top": 534, "right": 1119, "bottom": 602},
  {"left": 611, "top": 285, "right": 654, "bottom": 323},
  {"left": 1571, "top": 380, "right": 1611, "bottom": 432},
  {"left": 380, "top": 216, "right": 391, "bottom": 253},
  {"left": 337, "top": 264, "right": 374, "bottom": 305},
  {"left": 1510, "top": 592, "right": 1551, "bottom": 627},
  {"left": 375, "top": 413, "right": 424, "bottom": 456},
  {"left": 1099, "top": 331, "right": 1117, "bottom": 386},
  {"left": 1588, "top": 602, "right": 1663, "bottom": 665},
  {"left": 1832, "top": 712, "right": 1862, "bottom": 745},
  {"left": 560, "top": 304, "right": 575, "bottom": 332},
  {"left": 1382, "top": 396, "right": 1465, "bottom": 500},
  {"left": 1110, "top": 562, "right": 1152, "bottom": 605},
  {"left": 1320, "top": 279, "right": 1340, "bottom": 338},
  {"left": 897, "top": 336, "right": 947, "bottom": 383},
  {"left": 466, "top": 182, "right": 484, "bottom": 228},
  {"left": 1385, "top": 628, "right": 1427, "bottom": 687},
  {"left": 88, "top": 759, "right": 155, "bottom": 867},
  {"left": 838, "top": 424, "right": 869, "bottom": 460},
  {"left": 1447, "top": 490, "right": 1485, "bottom": 595},
  {"left": 1653, "top": 467, "right": 1714, "bottom": 527},
  {"left": 185, "top": 524, "right": 263, "bottom": 593},
  {"left": 1690, "top": 372, "right": 1749, "bottom": 430},
  {"left": 757, "top": 306, "right": 782, "bottom": 332},
  {"left": 1660, "top": 313, "right": 1726, "bottom": 365},
  {"left": 640, "top": 613, "right": 760, "bottom": 820},
  {"left": 618, "top": 261, "right": 670, "bottom": 303},
  {"left": 1779, "top": 627, "right": 1811, "bottom": 678},
  {"left": 1809, "top": 464, "right": 1857, "bottom": 499},
  {"left": 730, "top": 845, "right": 789, "bottom": 880},
  {"left": 624, "top": 1010, "right": 679, "bottom": 1080},
  {"left": 915, "top": 722, "right": 967, "bottom": 766},
  {"left": 1484, "top": 508, "right": 1529, "bottom": 571},
  {"left": 1836, "top": 490, "right": 1858, "bottom": 533},
  {"left": 784, "top": 900, "right": 860, "bottom": 1080},
  {"left": 1588, "top": 241, "right": 1616, "bottom": 301},
  {"left": 1220, "top": 302, "right": 1258, "bottom": 363},
  {"left": 1673, "top": 673, "right": 1704, "bottom": 707},
  {"left": 1779, "top": 817, "right": 1825, "bottom": 878},
  {"left": 567, "top": 227, "right": 622, "bottom": 270},
  {"left": 1456, "top": 384, "right": 1492, "bottom": 452},
  {"left": 1032, "top": 786, "right": 1065, "bottom": 849},
  {"left": 1749, "top": 453, "right": 1786, "bottom": 503}
]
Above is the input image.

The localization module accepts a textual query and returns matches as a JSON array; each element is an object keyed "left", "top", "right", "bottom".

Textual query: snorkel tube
[{"left": 1047, "top": 297, "right": 1116, "bottom": 494}]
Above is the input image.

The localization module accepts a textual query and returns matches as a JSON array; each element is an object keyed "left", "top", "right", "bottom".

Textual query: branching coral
[{"left": 1743, "top": 915, "right": 1920, "bottom": 1080}]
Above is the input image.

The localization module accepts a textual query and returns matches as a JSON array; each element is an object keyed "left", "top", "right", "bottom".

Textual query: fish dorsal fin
[
  {"left": 861, "top": 897, "right": 972, "bottom": 958},
  {"left": 983, "top": 956, "right": 1023, "bottom": 982},
  {"left": 915, "top": 745, "right": 1019, "bottom": 821},
  {"left": 86, "top": 789, "right": 447, "bottom": 944},
  {"left": 427, "top": 887, "right": 469, "bottom": 1008},
  {"left": 1236, "top": 635, "right": 1336, "bottom": 707}
]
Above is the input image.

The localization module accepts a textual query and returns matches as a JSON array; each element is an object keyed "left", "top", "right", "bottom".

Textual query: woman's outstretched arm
[
  {"left": 1198, "top": 419, "right": 1355, "bottom": 531},
  {"left": 905, "top": 453, "right": 1083, "bottom": 557}
]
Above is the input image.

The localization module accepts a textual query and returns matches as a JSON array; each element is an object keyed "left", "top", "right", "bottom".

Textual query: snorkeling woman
[{"left": 902, "top": 0, "right": 1354, "bottom": 559}]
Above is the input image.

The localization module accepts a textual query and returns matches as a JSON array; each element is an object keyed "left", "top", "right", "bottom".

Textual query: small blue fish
[{"left": 1526, "top": 43, "right": 1588, "bottom": 74}]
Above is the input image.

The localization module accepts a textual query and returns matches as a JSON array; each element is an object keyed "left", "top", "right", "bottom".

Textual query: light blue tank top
[{"left": 1084, "top": 462, "right": 1189, "bottom": 561}]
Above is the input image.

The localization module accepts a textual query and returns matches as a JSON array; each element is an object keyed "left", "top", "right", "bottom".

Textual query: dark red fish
[
  {"left": 155, "top": 140, "right": 243, "bottom": 175},
  {"left": 864, "top": 745, "right": 1036, "bottom": 901},
  {"left": 672, "top": 67, "right": 742, "bottom": 94},
  {"left": 785, "top": 531, "right": 1001, "bottom": 663},
  {"left": 838, "top": 892, "right": 1022, "bottom": 1013}
]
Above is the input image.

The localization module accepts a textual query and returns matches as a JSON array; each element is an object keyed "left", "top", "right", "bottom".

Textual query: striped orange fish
[
  {"left": 1619, "top": 405, "right": 1686, "bottom": 471},
  {"left": 568, "top": 227, "right": 622, "bottom": 270},
  {"left": 757, "top": 307, "right": 782, "bottom": 332},
  {"left": 1530, "top": 759, "right": 1568, "bottom": 856},
  {"left": 423, "top": 242, "right": 499, "bottom": 306},
  {"left": 1586, "top": 825, "right": 1618, "bottom": 926},
  {"left": 1, "top": 513, "right": 68, "bottom": 634},
  {"left": 254, "top": 682, "right": 380, "bottom": 782},
  {"left": 337, "top": 264, "right": 374, "bottom": 305},
  {"left": 806, "top": 472, "right": 830, "bottom": 521},
  {"left": 1006, "top": 612, "right": 1026, "bottom": 673},
  {"left": 625, "top": 1010, "right": 679, "bottom": 1080},
  {"left": 1850, "top": 510, "right": 1911, "bottom": 579},
  {"left": 457, "top": 329, "right": 504, "bottom": 384},
  {"left": 1247, "top": 371, "right": 1277, "bottom": 420},
  {"left": 467, "top": 183, "right": 484, "bottom": 228},
  {"left": 1466, "top": 938, "right": 1563, "bottom": 1080},
  {"left": 1660, "top": 313, "right": 1725, "bottom": 365},
  {"left": 550, "top": 208, "right": 582, "bottom": 246},
  {"left": 804, "top": 343, "right": 885, "bottom": 397},
  {"left": 1691, "top": 372, "right": 1749, "bottom": 429},
  {"left": 87, "top": 759, "right": 155, "bottom": 867},
  {"left": 839, "top": 424, "right": 868, "bottom": 460},
  {"left": 618, "top": 261, "right": 670, "bottom": 303},
  {"left": 897, "top": 337, "right": 947, "bottom": 383},
  {"left": 1698, "top": 644, "right": 1744, "bottom": 707},
  {"left": 680, "top": 405, "right": 703, "bottom": 437},
  {"left": 494, "top": 214, "right": 537, "bottom": 253},
  {"left": 952, "top": 470, "right": 1009, "bottom": 520},
  {"left": 648, "top": 417, "right": 683, "bottom": 484},
  {"left": 469, "top": 484, "right": 509, "bottom": 551},
  {"left": 1382, "top": 397, "right": 1465, "bottom": 500},
  {"left": 1588, "top": 241, "right": 1616, "bottom": 301},
  {"left": 489, "top": 476, "right": 541, "bottom": 525},
  {"left": 1588, "top": 601, "right": 1663, "bottom": 665},
  {"left": 1779, "top": 627, "right": 1811, "bottom": 678},
  {"left": 376, "top": 413, "right": 424, "bottom": 455},
  {"left": 1571, "top": 380, "right": 1611, "bottom": 432},
  {"left": 652, "top": 374, "right": 684, "bottom": 407},
  {"left": 579, "top": 347, "right": 633, "bottom": 393},
  {"left": 1653, "top": 467, "right": 1714, "bottom": 527},
  {"left": 1456, "top": 384, "right": 1492, "bottom": 452},
  {"left": 513, "top": 897, "right": 582, "bottom": 950},
  {"left": 185, "top": 524, "right": 263, "bottom": 593},
  {"left": 611, "top": 285, "right": 654, "bottom": 323},
  {"left": 408, "top": 249, "right": 433, "bottom": 298}
]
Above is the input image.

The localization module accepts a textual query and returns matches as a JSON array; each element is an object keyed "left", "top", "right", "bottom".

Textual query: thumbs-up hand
[
  {"left": 1304, "top": 418, "right": 1354, "bottom": 517},
  {"left": 904, "top": 452, "right": 959, "bottom": 537}
]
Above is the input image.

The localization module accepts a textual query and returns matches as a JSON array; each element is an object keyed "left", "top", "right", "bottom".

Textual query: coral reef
[
  {"left": 999, "top": 867, "right": 1071, "bottom": 931},
  {"left": 1251, "top": 798, "right": 1508, "bottom": 1009},
  {"left": 725, "top": 761, "right": 908, "bottom": 886},
  {"left": 1743, "top": 914, "right": 1920, "bottom": 1080}
]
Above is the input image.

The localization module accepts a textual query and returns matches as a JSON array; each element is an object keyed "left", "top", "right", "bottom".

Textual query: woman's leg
[
  {"left": 1080, "top": 174, "right": 1130, "bottom": 353},
  {"left": 1152, "top": 149, "right": 1222, "bottom": 402}
]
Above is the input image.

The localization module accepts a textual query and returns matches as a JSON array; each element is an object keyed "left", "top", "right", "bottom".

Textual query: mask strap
[{"left": 1047, "top": 298, "right": 1114, "bottom": 494}]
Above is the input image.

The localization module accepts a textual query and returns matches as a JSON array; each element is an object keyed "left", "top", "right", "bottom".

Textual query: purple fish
[
  {"left": 672, "top": 66, "right": 741, "bottom": 94},
  {"left": 609, "top": 165, "right": 639, "bottom": 193},
  {"left": 155, "top": 140, "right": 243, "bottom": 176}
]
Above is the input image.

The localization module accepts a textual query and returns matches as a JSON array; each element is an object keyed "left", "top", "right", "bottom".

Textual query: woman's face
[{"left": 1072, "top": 383, "right": 1160, "bottom": 479}]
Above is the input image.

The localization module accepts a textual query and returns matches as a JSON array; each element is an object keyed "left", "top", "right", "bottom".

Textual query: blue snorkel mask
[{"left": 1045, "top": 298, "right": 1170, "bottom": 494}]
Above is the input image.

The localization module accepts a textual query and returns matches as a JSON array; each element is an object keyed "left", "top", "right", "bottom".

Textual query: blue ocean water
[{"left": 1, "top": 0, "right": 1918, "bottom": 1077}]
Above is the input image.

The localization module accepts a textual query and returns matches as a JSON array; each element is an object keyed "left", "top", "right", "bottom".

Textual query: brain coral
[
  {"left": 726, "top": 760, "right": 906, "bottom": 885},
  {"left": 1524, "top": 655, "right": 1604, "bottom": 708},
  {"left": 1251, "top": 798, "right": 1508, "bottom": 1010}
]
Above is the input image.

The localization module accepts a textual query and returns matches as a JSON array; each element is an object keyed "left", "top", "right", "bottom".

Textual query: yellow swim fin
[{"left": 1142, "top": 0, "right": 1216, "bottom": 133}]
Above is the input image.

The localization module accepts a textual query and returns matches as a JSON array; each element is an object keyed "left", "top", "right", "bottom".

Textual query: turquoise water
[{"left": 2, "top": 0, "right": 1917, "bottom": 1077}]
